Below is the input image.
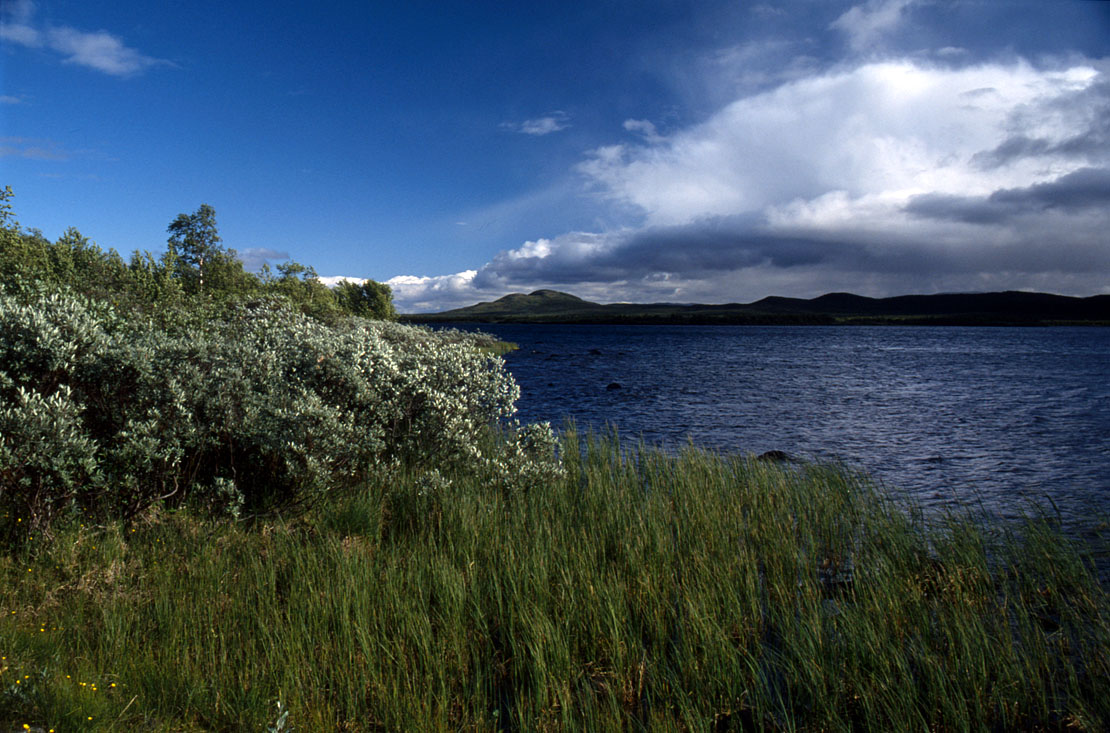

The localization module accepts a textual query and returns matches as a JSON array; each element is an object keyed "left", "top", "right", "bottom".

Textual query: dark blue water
[{"left": 467, "top": 324, "right": 1110, "bottom": 526}]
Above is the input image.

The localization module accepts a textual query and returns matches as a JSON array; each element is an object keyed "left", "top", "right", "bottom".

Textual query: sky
[{"left": 2, "top": 0, "right": 1109, "bottom": 312}]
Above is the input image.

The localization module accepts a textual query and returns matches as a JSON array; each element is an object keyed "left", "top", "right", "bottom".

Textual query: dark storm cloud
[
  {"left": 905, "top": 167, "right": 1110, "bottom": 224},
  {"left": 991, "top": 167, "right": 1110, "bottom": 208},
  {"left": 469, "top": 217, "right": 837, "bottom": 288},
  {"left": 470, "top": 217, "right": 960, "bottom": 291},
  {"left": 901, "top": 193, "right": 1009, "bottom": 225},
  {"left": 465, "top": 195, "right": 1110, "bottom": 299}
]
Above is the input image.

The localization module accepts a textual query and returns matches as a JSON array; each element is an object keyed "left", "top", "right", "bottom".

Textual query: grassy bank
[
  {"left": 2, "top": 431, "right": 1107, "bottom": 731},
  {"left": 475, "top": 340, "right": 518, "bottom": 357}
]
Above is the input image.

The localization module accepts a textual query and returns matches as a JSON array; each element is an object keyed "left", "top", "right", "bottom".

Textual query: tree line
[{"left": 0, "top": 187, "right": 396, "bottom": 322}]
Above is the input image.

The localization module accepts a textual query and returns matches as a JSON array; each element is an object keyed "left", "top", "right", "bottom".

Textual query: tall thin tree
[{"left": 167, "top": 204, "right": 222, "bottom": 291}]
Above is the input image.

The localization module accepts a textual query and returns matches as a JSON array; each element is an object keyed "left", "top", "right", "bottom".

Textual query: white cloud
[
  {"left": 623, "top": 119, "right": 666, "bottom": 144},
  {"left": 46, "top": 26, "right": 167, "bottom": 76},
  {"left": 317, "top": 275, "right": 366, "bottom": 288},
  {"left": 0, "top": 0, "right": 37, "bottom": 43},
  {"left": 579, "top": 61, "right": 1103, "bottom": 226},
  {"left": 830, "top": 0, "right": 916, "bottom": 53},
  {"left": 0, "top": 2, "right": 168, "bottom": 77},
  {"left": 385, "top": 270, "right": 492, "bottom": 312},
  {"left": 503, "top": 112, "right": 570, "bottom": 136},
  {"left": 521, "top": 117, "right": 566, "bottom": 135},
  {"left": 0, "top": 95, "right": 26, "bottom": 105},
  {"left": 0, "top": 21, "right": 41, "bottom": 46}
]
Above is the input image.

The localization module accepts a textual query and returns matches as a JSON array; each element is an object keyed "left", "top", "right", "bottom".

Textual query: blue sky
[{"left": 2, "top": 0, "right": 1109, "bottom": 311}]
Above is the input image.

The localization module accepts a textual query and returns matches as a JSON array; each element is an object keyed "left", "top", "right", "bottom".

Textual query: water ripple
[{"left": 469, "top": 324, "right": 1110, "bottom": 529}]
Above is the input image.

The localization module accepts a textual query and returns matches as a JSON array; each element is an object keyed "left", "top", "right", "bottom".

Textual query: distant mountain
[
  {"left": 443, "top": 289, "right": 597, "bottom": 317},
  {"left": 401, "top": 290, "right": 1110, "bottom": 326}
]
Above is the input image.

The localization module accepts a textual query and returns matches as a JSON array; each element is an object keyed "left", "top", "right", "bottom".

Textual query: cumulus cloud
[
  {"left": 577, "top": 61, "right": 1108, "bottom": 227},
  {"left": 383, "top": 58, "right": 1110, "bottom": 312},
  {"left": 502, "top": 112, "right": 570, "bottom": 136},
  {"left": 386, "top": 270, "right": 490, "bottom": 313},
  {"left": 0, "top": 1, "right": 168, "bottom": 77}
]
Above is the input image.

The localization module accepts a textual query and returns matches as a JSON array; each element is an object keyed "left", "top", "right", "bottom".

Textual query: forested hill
[{"left": 402, "top": 289, "right": 1110, "bottom": 325}]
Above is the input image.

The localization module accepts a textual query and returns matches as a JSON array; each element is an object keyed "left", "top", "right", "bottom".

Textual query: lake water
[{"left": 459, "top": 324, "right": 1110, "bottom": 528}]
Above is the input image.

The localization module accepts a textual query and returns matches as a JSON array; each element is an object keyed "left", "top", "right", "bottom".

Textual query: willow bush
[{"left": 0, "top": 289, "right": 548, "bottom": 541}]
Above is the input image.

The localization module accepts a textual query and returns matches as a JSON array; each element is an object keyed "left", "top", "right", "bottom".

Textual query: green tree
[
  {"left": 167, "top": 204, "right": 223, "bottom": 292},
  {"left": 128, "top": 249, "right": 185, "bottom": 312},
  {"left": 0, "top": 185, "right": 15, "bottom": 230},
  {"left": 0, "top": 187, "right": 51, "bottom": 293},
  {"left": 264, "top": 260, "right": 343, "bottom": 323},
  {"left": 50, "top": 228, "right": 132, "bottom": 299},
  {"left": 166, "top": 203, "right": 258, "bottom": 299},
  {"left": 335, "top": 278, "right": 397, "bottom": 321}
]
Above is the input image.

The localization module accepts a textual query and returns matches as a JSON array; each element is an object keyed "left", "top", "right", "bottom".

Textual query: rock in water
[{"left": 757, "top": 450, "right": 790, "bottom": 462}]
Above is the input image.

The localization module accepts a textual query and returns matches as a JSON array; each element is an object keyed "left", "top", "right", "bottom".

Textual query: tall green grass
[{"left": 2, "top": 430, "right": 1107, "bottom": 731}]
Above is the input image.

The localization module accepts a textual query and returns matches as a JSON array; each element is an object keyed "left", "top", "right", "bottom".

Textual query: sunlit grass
[
  {"left": 2, "top": 429, "right": 1107, "bottom": 731},
  {"left": 475, "top": 340, "right": 518, "bottom": 357}
]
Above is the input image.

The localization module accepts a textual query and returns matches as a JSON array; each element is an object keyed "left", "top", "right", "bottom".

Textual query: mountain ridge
[{"left": 401, "top": 289, "right": 1110, "bottom": 326}]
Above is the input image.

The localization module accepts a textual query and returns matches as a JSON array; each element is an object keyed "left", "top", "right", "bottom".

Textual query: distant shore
[{"left": 402, "top": 288, "right": 1110, "bottom": 326}]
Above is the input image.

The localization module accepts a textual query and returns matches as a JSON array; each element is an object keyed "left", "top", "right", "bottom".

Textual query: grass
[
  {"left": 475, "top": 340, "right": 518, "bottom": 357},
  {"left": 2, "top": 429, "right": 1107, "bottom": 731}
]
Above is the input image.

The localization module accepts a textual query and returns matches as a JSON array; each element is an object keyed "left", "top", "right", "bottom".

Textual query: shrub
[
  {"left": 0, "top": 385, "right": 101, "bottom": 542},
  {"left": 0, "top": 290, "right": 530, "bottom": 538}
]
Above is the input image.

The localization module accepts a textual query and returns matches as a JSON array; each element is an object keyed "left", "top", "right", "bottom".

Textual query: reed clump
[{"left": 2, "top": 429, "right": 1107, "bottom": 731}]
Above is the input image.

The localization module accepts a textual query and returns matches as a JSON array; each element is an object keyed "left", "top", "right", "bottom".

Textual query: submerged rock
[
  {"left": 757, "top": 450, "right": 790, "bottom": 462},
  {"left": 606, "top": 382, "right": 622, "bottom": 390}
]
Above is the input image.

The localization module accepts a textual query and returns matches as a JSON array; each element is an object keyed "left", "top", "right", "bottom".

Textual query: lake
[{"left": 455, "top": 324, "right": 1110, "bottom": 528}]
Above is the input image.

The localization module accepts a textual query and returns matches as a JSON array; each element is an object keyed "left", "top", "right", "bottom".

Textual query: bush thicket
[{"left": 0, "top": 287, "right": 562, "bottom": 539}]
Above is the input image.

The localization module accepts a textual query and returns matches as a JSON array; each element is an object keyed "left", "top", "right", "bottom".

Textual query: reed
[{"left": 2, "top": 429, "right": 1107, "bottom": 731}]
